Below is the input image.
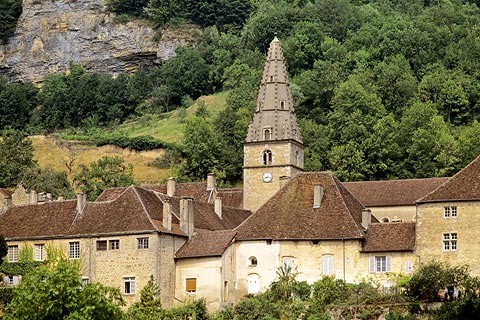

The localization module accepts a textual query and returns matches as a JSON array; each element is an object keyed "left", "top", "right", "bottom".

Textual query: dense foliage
[
  {"left": 0, "top": 130, "right": 36, "bottom": 188},
  {"left": 73, "top": 156, "right": 135, "bottom": 201},
  {"left": 0, "top": 0, "right": 22, "bottom": 44},
  {"left": 2, "top": 0, "right": 480, "bottom": 185},
  {"left": 3, "top": 258, "right": 125, "bottom": 320},
  {"left": 0, "top": 235, "right": 7, "bottom": 266}
]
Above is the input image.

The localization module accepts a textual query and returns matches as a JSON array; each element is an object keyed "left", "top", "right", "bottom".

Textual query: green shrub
[{"left": 163, "top": 299, "right": 209, "bottom": 320}]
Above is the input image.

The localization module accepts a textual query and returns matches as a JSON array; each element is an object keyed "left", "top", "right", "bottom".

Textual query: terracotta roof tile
[
  {"left": 362, "top": 222, "right": 415, "bottom": 252},
  {"left": 216, "top": 188, "right": 243, "bottom": 208},
  {"left": 0, "top": 188, "right": 13, "bottom": 197},
  {"left": 418, "top": 156, "right": 480, "bottom": 203},
  {"left": 176, "top": 230, "right": 236, "bottom": 258},
  {"left": 0, "top": 201, "right": 77, "bottom": 239},
  {"left": 143, "top": 182, "right": 211, "bottom": 203},
  {"left": 236, "top": 172, "right": 367, "bottom": 240},
  {"left": 95, "top": 187, "right": 127, "bottom": 202},
  {"left": 344, "top": 177, "right": 449, "bottom": 207}
]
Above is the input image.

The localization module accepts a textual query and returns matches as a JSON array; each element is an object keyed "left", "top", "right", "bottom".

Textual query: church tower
[{"left": 243, "top": 37, "right": 304, "bottom": 212}]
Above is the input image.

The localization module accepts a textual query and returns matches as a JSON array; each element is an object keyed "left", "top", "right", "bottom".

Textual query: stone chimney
[
  {"left": 362, "top": 209, "right": 372, "bottom": 229},
  {"left": 279, "top": 176, "right": 290, "bottom": 189},
  {"left": 207, "top": 173, "right": 216, "bottom": 191},
  {"left": 162, "top": 198, "right": 172, "bottom": 231},
  {"left": 313, "top": 185, "right": 324, "bottom": 208},
  {"left": 180, "top": 197, "right": 194, "bottom": 238},
  {"left": 167, "top": 177, "right": 176, "bottom": 197},
  {"left": 30, "top": 190, "right": 38, "bottom": 205},
  {"left": 3, "top": 196, "right": 12, "bottom": 209},
  {"left": 214, "top": 197, "right": 222, "bottom": 219},
  {"left": 76, "top": 193, "right": 87, "bottom": 213}
]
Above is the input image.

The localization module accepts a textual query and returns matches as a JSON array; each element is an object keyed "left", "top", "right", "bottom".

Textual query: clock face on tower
[{"left": 263, "top": 172, "right": 273, "bottom": 183}]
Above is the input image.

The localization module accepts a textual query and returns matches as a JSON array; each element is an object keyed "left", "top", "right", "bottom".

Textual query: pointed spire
[{"left": 246, "top": 38, "right": 302, "bottom": 143}]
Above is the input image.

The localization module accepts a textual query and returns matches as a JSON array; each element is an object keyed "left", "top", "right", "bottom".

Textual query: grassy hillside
[{"left": 33, "top": 92, "right": 228, "bottom": 182}]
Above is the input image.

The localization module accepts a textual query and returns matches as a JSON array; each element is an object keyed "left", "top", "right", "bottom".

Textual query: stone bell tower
[{"left": 243, "top": 37, "right": 304, "bottom": 212}]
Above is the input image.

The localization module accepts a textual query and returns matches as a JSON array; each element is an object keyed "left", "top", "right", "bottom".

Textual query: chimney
[
  {"left": 313, "top": 185, "right": 324, "bottom": 208},
  {"left": 46, "top": 193, "right": 52, "bottom": 202},
  {"left": 3, "top": 196, "right": 12, "bottom": 209},
  {"left": 362, "top": 209, "right": 372, "bottom": 229},
  {"left": 180, "top": 197, "right": 194, "bottom": 238},
  {"left": 30, "top": 190, "right": 38, "bottom": 205},
  {"left": 207, "top": 173, "right": 216, "bottom": 191},
  {"left": 167, "top": 177, "right": 176, "bottom": 197},
  {"left": 214, "top": 197, "right": 222, "bottom": 219},
  {"left": 279, "top": 176, "right": 290, "bottom": 189},
  {"left": 76, "top": 193, "right": 87, "bottom": 213},
  {"left": 162, "top": 198, "right": 172, "bottom": 231}
]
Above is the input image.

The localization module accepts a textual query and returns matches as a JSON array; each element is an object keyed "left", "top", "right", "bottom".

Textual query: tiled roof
[
  {"left": 216, "top": 188, "right": 243, "bottom": 208},
  {"left": 95, "top": 187, "right": 127, "bottom": 202},
  {"left": 70, "top": 186, "right": 184, "bottom": 236},
  {"left": 175, "top": 230, "right": 236, "bottom": 258},
  {"left": 344, "top": 177, "right": 449, "bottom": 207},
  {"left": 418, "top": 156, "right": 480, "bottom": 203},
  {"left": 362, "top": 222, "right": 415, "bottom": 252},
  {"left": 235, "top": 172, "right": 369, "bottom": 240},
  {"left": 143, "top": 182, "right": 211, "bottom": 203},
  {"left": 0, "top": 188, "right": 13, "bottom": 197},
  {"left": 0, "top": 201, "right": 77, "bottom": 239}
]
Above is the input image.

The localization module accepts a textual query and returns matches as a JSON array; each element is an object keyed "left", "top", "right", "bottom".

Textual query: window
[
  {"left": 282, "top": 257, "right": 295, "bottom": 269},
  {"left": 381, "top": 217, "right": 390, "bottom": 223},
  {"left": 96, "top": 240, "right": 107, "bottom": 251},
  {"left": 137, "top": 237, "right": 149, "bottom": 249},
  {"left": 444, "top": 206, "right": 457, "bottom": 218},
  {"left": 248, "top": 256, "right": 258, "bottom": 267},
  {"left": 264, "top": 129, "right": 271, "bottom": 140},
  {"left": 262, "top": 150, "right": 273, "bottom": 165},
  {"left": 270, "top": 76, "right": 274, "bottom": 82},
  {"left": 110, "top": 240, "right": 120, "bottom": 250},
  {"left": 280, "top": 101, "right": 285, "bottom": 109},
  {"left": 7, "top": 245, "right": 19, "bottom": 262},
  {"left": 322, "top": 255, "right": 334, "bottom": 275},
  {"left": 369, "top": 256, "right": 392, "bottom": 273},
  {"left": 404, "top": 260, "right": 413, "bottom": 273},
  {"left": 82, "top": 277, "right": 90, "bottom": 287},
  {"left": 69, "top": 242, "right": 80, "bottom": 259},
  {"left": 34, "top": 244, "right": 46, "bottom": 261},
  {"left": 186, "top": 278, "right": 197, "bottom": 293},
  {"left": 443, "top": 233, "right": 457, "bottom": 251},
  {"left": 266, "top": 239, "right": 272, "bottom": 245},
  {"left": 3, "top": 276, "right": 19, "bottom": 286},
  {"left": 124, "top": 277, "right": 136, "bottom": 294}
]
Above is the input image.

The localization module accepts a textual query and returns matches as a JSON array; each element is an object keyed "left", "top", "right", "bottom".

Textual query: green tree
[
  {"left": 73, "top": 156, "right": 135, "bottom": 201},
  {"left": 0, "top": 235, "right": 7, "bottom": 265},
  {"left": 4, "top": 258, "right": 125, "bottom": 320},
  {"left": 106, "top": 0, "right": 149, "bottom": 17},
  {"left": 126, "top": 275, "right": 164, "bottom": 320},
  {"left": 181, "top": 117, "right": 221, "bottom": 180},
  {"left": 0, "top": 78, "right": 38, "bottom": 131},
  {"left": 0, "top": 0, "right": 22, "bottom": 44},
  {"left": 21, "top": 167, "right": 74, "bottom": 199},
  {"left": 0, "top": 130, "right": 36, "bottom": 188}
]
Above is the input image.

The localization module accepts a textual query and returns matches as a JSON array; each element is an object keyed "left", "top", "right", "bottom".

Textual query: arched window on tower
[
  {"left": 270, "top": 76, "right": 274, "bottom": 82},
  {"left": 280, "top": 101, "right": 285, "bottom": 109},
  {"left": 264, "top": 129, "right": 271, "bottom": 141},
  {"left": 263, "top": 150, "right": 273, "bottom": 165}
]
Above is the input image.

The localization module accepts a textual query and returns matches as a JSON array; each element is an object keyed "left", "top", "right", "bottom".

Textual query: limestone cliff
[{"left": 0, "top": 0, "right": 201, "bottom": 83}]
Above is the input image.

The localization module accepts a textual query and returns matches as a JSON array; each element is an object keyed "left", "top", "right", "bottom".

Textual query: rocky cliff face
[{"left": 0, "top": 0, "right": 200, "bottom": 83}]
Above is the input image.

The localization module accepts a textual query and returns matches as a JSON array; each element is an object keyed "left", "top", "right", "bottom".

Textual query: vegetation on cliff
[
  {"left": 1, "top": 0, "right": 480, "bottom": 186},
  {"left": 0, "top": 0, "right": 22, "bottom": 44}
]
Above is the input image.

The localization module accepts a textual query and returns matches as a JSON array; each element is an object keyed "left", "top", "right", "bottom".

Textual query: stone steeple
[{"left": 246, "top": 37, "right": 302, "bottom": 144}]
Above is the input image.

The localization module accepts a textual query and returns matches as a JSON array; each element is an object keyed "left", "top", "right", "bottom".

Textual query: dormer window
[
  {"left": 263, "top": 150, "right": 272, "bottom": 165},
  {"left": 264, "top": 129, "right": 271, "bottom": 141}
]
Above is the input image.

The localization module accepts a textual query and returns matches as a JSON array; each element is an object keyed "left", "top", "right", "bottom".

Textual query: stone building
[{"left": 1, "top": 37, "right": 480, "bottom": 311}]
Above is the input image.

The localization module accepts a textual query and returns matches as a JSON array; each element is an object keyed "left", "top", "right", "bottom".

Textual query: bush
[{"left": 163, "top": 299, "right": 209, "bottom": 320}]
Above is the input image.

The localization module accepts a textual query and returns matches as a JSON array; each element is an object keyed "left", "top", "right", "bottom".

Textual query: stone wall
[
  {"left": 416, "top": 201, "right": 480, "bottom": 275},
  {"left": 0, "top": 0, "right": 201, "bottom": 83}
]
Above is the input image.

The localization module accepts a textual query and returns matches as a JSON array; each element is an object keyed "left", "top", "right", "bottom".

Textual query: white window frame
[
  {"left": 443, "top": 232, "right": 457, "bottom": 251},
  {"left": 109, "top": 239, "right": 120, "bottom": 250},
  {"left": 34, "top": 244, "right": 46, "bottom": 261},
  {"left": 369, "top": 255, "right": 392, "bottom": 273},
  {"left": 124, "top": 277, "right": 136, "bottom": 294},
  {"left": 404, "top": 260, "right": 413, "bottom": 273},
  {"left": 322, "top": 254, "right": 335, "bottom": 276},
  {"left": 444, "top": 206, "right": 457, "bottom": 218},
  {"left": 69, "top": 242, "right": 80, "bottom": 259},
  {"left": 7, "top": 245, "right": 19, "bottom": 262},
  {"left": 137, "top": 237, "right": 149, "bottom": 249}
]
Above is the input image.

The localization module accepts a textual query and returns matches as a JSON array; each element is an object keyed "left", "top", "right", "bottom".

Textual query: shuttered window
[
  {"left": 322, "top": 255, "right": 334, "bottom": 275},
  {"left": 186, "top": 278, "right": 197, "bottom": 293},
  {"left": 369, "top": 256, "right": 392, "bottom": 273}
]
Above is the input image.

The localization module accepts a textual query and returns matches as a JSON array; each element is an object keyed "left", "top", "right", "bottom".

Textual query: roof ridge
[
  {"left": 417, "top": 155, "right": 480, "bottom": 203},
  {"left": 331, "top": 175, "right": 365, "bottom": 237},
  {"left": 131, "top": 186, "right": 159, "bottom": 231},
  {"left": 345, "top": 176, "right": 448, "bottom": 184}
]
